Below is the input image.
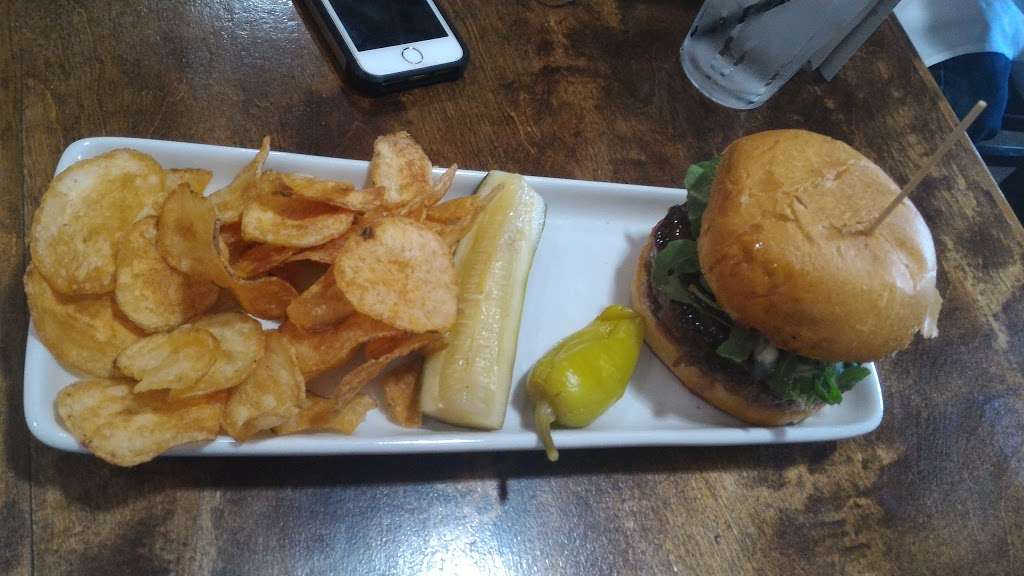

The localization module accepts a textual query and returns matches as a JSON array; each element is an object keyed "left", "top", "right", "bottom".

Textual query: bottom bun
[{"left": 632, "top": 237, "right": 819, "bottom": 426}]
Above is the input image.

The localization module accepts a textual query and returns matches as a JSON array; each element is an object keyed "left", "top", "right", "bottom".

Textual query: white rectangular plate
[{"left": 25, "top": 137, "right": 883, "bottom": 457}]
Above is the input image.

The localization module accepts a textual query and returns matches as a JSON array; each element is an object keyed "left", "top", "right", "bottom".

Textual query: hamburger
[{"left": 632, "top": 130, "right": 941, "bottom": 425}]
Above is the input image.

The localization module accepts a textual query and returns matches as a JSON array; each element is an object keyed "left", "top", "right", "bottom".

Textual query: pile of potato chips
[{"left": 26, "top": 132, "right": 487, "bottom": 466}]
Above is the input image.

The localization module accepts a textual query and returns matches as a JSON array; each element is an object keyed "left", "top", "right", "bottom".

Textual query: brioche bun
[
  {"left": 632, "top": 238, "right": 818, "bottom": 425},
  {"left": 697, "top": 130, "right": 941, "bottom": 362}
]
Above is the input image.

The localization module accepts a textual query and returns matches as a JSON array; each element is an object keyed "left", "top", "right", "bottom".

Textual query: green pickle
[{"left": 527, "top": 305, "right": 644, "bottom": 461}]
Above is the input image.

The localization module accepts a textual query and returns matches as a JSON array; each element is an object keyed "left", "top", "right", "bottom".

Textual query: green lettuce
[
  {"left": 651, "top": 239, "right": 700, "bottom": 306},
  {"left": 767, "top": 355, "right": 870, "bottom": 406},
  {"left": 716, "top": 324, "right": 759, "bottom": 363},
  {"left": 683, "top": 157, "right": 720, "bottom": 235}
]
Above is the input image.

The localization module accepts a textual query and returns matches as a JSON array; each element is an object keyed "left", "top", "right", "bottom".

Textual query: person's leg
[{"left": 929, "top": 52, "right": 1010, "bottom": 142}]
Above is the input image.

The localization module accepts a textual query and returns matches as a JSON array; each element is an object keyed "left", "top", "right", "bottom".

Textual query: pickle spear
[{"left": 420, "top": 171, "right": 546, "bottom": 429}]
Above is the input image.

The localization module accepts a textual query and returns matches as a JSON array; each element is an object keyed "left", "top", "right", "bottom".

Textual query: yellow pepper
[{"left": 527, "top": 305, "right": 644, "bottom": 461}]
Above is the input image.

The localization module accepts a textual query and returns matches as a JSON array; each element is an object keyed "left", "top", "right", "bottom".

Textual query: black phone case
[{"left": 304, "top": 0, "right": 468, "bottom": 96}]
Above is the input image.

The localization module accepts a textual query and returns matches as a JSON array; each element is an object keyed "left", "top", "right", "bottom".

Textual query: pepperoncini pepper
[{"left": 527, "top": 305, "right": 645, "bottom": 461}]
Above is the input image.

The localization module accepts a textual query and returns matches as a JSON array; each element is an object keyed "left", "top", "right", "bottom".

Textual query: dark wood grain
[
  {"left": 0, "top": 1, "right": 32, "bottom": 574},
  {"left": 4, "top": 1, "right": 1023, "bottom": 575}
]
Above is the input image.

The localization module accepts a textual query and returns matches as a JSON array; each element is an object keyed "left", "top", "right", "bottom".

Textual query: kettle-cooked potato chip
[
  {"left": 426, "top": 195, "right": 480, "bottom": 223},
  {"left": 222, "top": 332, "right": 305, "bottom": 440},
  {"left": 241, "top": 193, "right": 355, "bottom": 248},
  {"left": 56, "top": 379, "right": 225, "bottom": 467},
  {"left": 422, "top": 190, "right": 489, "bottom": 249},
  {"left": 157, "top": 184, "right": 297, "bottom": 319},
  {"left": 218, "top": 221, "right": 253, "bottom": 261},
  {"left": 333, "top": 217, "right": 457, "bottom": 332},
  {"left": 30, "top": 149, "right": 167, "bottom": 294},
  {"left": 363, "top": 334, "right": 406, "bottom": 360},
  {"left": 268, "top": 260, "right": 327, "bottom": 292},
  {"left": 116, "top": 326, "right": 220, "bottom": 392},
  {"left": 423, "top": 215, "right": 476, "bottom": 250},
  {"left": 208, "top": 136, "right": 270, "bottom": 223},
  {"left": 231, "top": 243, "right": 298, "bottom": 278},
  {"left": 266, "top": 171, "right": 383, "bottom": 213},
  {"left": 229, "top": 275, "right": 298, "bottom": 320},
  {"left": 400, "top": 164, "right": 457, "bottom": 215},
  {"left": 285, "top": 269, "right": 354, "bottom": 330},
  {"left": 173, "top": 313, "right": 266, "bottom": 398},
  {"left": 274, "top": 393, "right": 376, "bottom": 435},
  {"left": 380, "top": 358, "right": 423, "bottom": 428},
  {"left": 157, "top": 184, "right": 234, "bottom": 286},
  {"left": 280, "top": 315, "right": 402, "bottom": 379},
  {"left": 333, "top": 333, "right": 439, "bottom": 407},
  {"left": 25, "top": 265, "right": 144, "bottom": 377},
  {"left": 164, "top": 168, "right": 213, "bottom": 195},
  {"left": 368, "top": 131, "right": 433, "bottom": 208},
  {"left": 286, "top": 233, "right": 351, "bottom": 264},
  {"left": 115, "top": 217, "right": 220, "bottom": 333}
]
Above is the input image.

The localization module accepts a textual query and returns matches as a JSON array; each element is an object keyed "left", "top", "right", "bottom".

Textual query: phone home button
[{"left": 400, "top": 47, "right": 424, "bottom": 65}]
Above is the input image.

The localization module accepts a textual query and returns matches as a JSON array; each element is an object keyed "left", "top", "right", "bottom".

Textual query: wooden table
[{"left": 3, "top": 2, "right": 1022, "bottom": 574}]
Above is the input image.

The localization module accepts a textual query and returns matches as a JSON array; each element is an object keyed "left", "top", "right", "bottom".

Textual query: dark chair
[
  {"left": 976, "top": 114, "right": 1024, "bottom": 167},
  {"left": 977, "top": 84, "right": 1024, "bottom": 221}
]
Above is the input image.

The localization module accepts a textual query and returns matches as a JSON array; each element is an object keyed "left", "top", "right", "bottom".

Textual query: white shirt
[{"left": 895, "top": 0, "right": 1024, "bottom": 66}]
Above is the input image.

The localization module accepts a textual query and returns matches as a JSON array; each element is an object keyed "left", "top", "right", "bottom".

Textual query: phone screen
[{"left": 328, "top": 0, "right": 448, "bottom": 51}]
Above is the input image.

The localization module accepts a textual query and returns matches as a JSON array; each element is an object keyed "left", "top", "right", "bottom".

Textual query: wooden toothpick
[{"left": 863, "top": 100, "right": 988, "bottom": 234}]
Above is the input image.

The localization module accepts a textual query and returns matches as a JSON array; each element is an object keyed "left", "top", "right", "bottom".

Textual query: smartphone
[{"left": 306, "top": 0, "right": 468, "bottom": 94}]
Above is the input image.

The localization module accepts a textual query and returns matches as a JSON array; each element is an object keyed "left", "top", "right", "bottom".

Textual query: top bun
[{"left": 698, "top": 130, "right": 941, "bottom": 362}]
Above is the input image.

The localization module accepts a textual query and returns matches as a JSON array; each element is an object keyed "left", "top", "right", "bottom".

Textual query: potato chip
[
  {"left": 25, "top": 265, "right": 144, "bottom": 377},
  {"left": 380, "top": 358, "right": 423, "bottom": 428},
  {"left": 157, "top": 184, "right": 234, "bottom": 286},
  {"left": 208, "top": 136, "right": 270, "bottom": 223},
  {"left": 173, "top": 313, "right": 266, "bottom": 398},
  {"left": 333, "top": 217, "right": 457, "bottom": 332},
  {"left": 363, "top": 334, "right": 406, "bottom": 360},
  {"left": 429, "top": 164, "right": 457, "bottom": 205},
  {"left": 333, "top": 333, "right": 439, "bottom": 407},
  {"left": 423, "top": 216, "right": 476, "bottom": 250},
  {"left": 270, "top": 260, "right": 328, "bottom": 292},
  {"left": 30, "top": 149, "right": 167, "bottom": 294},
  {"left": 399, "top": 164, "right": 457, "bottom": 215},
  {"left": 406, "top": 205, "right": 428, "bottom": 221},
  {"left": 264, "top": 171, "right": 383, "bottom": 213},
  {"left": 218, "top": 221, "right": 252, "bottom": 260},
  {"left": 222, "top": 332, "right": 305, "bottom": 440},
  {"left": 241, "top": 193, "right": 355, "bottom": 248},
  {"left": 164, "top": 168, "right": 213, "bottom": 195},
  {"left": 56, "top": 379, "right": 225, "bottom": 467},
  {"left": 286, "top": 233, "right": 350, "bottom": 264},
  {"left": 427, "top": 195, "right": 480, "bottom": 223},
  {"left": 157, "top": 185, "right": 297, "bottom": 319},
  {"left": 281, "top": 315, "right": 402, "bottom": 379},
  {"left": 229, "top": 275, "right": 297, "bottom": 320},
  {"left": 232, "top": 243, "right": 298, "bottom": 278},
  {"left": 274, "top": 393, "right": 375, "bottom": 435},
  {"left": 286, "top": 269, "right": 354, "bottom": 330},
  {"left": 116, "top": 326, "right": 219, "bottom": 392},
  {"left": 206, "top": 287, "right": 245, "bottom": 315},
  {"left": 115, "top": 217, "right": 220, "bottom": 332},
  {"left": 368, "top": 131, "right": 433, "bottom": 208}
]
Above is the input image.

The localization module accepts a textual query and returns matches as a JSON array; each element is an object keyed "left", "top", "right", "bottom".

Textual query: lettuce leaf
[
  {"left": 651, "top": 239, "right": 700, "bottom": 305},
  {"left": 716, "top": 324, "right": 759, "bottom": 362},
  {"left": 684, "top": 157, "right": 720, "bottom": 236},
  {"left": 768, "top": 355, "right": 869, "bottom": 405}
]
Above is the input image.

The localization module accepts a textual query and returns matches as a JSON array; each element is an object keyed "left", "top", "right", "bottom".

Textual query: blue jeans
[
  {"left": 929, "top": 52, "right": 1009, "bottom": 142},
  {"left": 931, "top": 52, "right": 1024, "bottom": 221}
]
